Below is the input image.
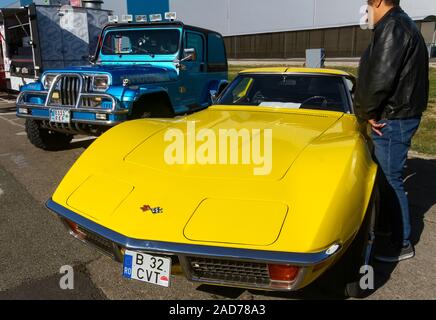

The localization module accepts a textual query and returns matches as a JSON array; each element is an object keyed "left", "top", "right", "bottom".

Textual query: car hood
[
  {"left": 124, "top": 106, "right": 343, "bottom": 181},
  {"left": 44, "top": 64, "right": 178, "bottom": 85},
  {"left": 53, "top": 106, "right": 359, "bottom": 251}
]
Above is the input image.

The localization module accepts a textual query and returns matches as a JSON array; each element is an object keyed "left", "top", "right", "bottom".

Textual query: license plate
[
  {"left": 123, "top": 250, "right": 171, "bottom": 287},
  {"left": 49, "top": 109, "right": 70, "bottom": 123}
]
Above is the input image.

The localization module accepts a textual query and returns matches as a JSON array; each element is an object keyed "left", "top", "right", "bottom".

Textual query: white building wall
[
  {"left": 102, "top": 0, "right": 127, "bottom": 16},
  {"left": 169, "top": 0, "right": 436, "bottom": 36}
]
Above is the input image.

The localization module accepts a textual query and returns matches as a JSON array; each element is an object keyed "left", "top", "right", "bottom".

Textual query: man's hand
[{"left": 369, "top": 119, "right": 387, "bottom": 136}]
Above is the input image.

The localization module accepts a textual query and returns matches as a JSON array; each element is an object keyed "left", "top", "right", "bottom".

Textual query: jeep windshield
[
  {"left": 101, "top": 28, "right": 181, "bottom": 56},
  {"left": 218, "top": 74, "right": 352, "bottom": 113}
]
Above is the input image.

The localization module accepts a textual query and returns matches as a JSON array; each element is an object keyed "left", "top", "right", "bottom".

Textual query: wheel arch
[{"left": 130, "top": 89, "right": 175, "bottom": 119}]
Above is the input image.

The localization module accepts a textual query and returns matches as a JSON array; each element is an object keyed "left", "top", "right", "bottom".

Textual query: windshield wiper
[
  {"left": 101, "top": 44, "right": 123, "bottom": 57},
  {"left": 131, "top": 45, "right": 156, "bottom": 58}
]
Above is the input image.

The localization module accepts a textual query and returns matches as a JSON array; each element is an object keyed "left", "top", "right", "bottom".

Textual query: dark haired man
[{"left": 355, "top": 0, "right": 429, "bottom": 262}]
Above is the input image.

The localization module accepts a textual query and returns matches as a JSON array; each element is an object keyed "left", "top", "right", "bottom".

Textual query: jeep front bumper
[{"left": 16, "top": 90, "right": 129, "bottom": 126}]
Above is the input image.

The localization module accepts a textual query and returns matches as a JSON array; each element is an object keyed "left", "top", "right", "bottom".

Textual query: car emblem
[{"left": 140, "top": 205, "right": 164, "bottom": 214}]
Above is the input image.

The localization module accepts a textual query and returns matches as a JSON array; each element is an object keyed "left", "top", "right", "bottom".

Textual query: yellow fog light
[{"left": 52, "top": 91, "right": 60, "bottom": 99}]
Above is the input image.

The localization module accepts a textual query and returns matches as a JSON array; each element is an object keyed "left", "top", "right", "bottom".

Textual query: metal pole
[{"left": 14, "top": 14, "right": 29, "bottom": 38}]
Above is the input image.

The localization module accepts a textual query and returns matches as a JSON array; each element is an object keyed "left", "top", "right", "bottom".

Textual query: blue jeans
[{"left": 372, "top": 117, "right": 421, "bottom": 247}]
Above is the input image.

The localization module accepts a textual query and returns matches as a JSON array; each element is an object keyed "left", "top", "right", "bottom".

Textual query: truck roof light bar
[
  {"left": 122, "top": 15, "right": 133, "bottom": 23},
  {"left": 108, "top": 15, "right": 118, "bottom": 23},
  {"left": 165, "top": 12, "right": 177, "bottom": 21},
  {"left": 149, "top": 14, "right": 162, "bottom": 22},
  {"left": 135, "top": 15, "right": 148, "bottom": 23}
]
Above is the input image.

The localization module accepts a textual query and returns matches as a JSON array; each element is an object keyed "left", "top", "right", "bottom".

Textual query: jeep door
[{"left": 181, "top": 30, "right": 208, "bottom": 110}]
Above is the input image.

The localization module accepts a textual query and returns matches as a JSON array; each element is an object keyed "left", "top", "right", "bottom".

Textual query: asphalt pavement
[{"left": 0, "top": 93, "right": 435, "bottom": 300}]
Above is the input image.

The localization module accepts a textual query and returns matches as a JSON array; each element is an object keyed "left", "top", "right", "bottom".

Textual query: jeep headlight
[
  {"left": 93, "top": 75, "right": 110, "bottom": 91},
  {"left": 43, "top": 74, "right": 56, "bottom": 90}
]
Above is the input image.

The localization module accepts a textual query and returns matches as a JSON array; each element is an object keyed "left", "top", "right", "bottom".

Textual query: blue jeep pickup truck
[{"left": 16, "top": 21, "right": 228, "bottom": 150}]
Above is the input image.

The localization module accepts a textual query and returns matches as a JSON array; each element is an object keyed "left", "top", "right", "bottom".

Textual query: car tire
[
  {"left": 130, "top": 94, "right": 175, "bottom": 120},
  {"left": 317, "top": 186, "right": 379, "bottom": 299},
  {"left": 25, "top": 119, "right": 73, "bottom": 151}
]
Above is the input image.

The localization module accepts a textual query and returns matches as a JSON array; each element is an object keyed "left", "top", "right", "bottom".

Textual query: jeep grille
[{"left": 56, "top": 75, "right": 93, "bottom": 107}]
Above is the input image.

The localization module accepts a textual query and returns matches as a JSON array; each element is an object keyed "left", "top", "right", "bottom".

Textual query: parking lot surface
[{"left": 0, "top": 93, "right": 435, "bottom": 300}]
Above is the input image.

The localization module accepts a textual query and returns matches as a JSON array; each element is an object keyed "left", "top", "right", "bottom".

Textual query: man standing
[{"left": 355, "top": 0, "right": 429, "bottom": 262}]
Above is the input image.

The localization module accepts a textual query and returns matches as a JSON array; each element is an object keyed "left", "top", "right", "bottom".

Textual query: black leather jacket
[{"left": 355, "top": 6, "right": 429, "bottom": 121}]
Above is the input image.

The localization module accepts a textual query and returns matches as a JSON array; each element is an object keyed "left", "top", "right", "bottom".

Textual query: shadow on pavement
[
  {"left": 0, "top": 264, "right": 106, "bottom": 300},
  {"left": 406, "top": 158, "right": 436, "bottom": 245},
  {"left": 370, "top": 157, "right": 436, "bottom": 295},
  {"left": 66, "top": 138, "right": 97, "bottom": 151},
  {"left": 0, "top": 106, "right": 16, "bottom": 114}
]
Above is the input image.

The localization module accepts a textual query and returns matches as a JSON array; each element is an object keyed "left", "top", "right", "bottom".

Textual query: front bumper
[
  {"left": 16, "top": 90, "right": 129, "bottom": 126},
  {"left": 46, "top": 199, "right": 341, "bottom": 291}
]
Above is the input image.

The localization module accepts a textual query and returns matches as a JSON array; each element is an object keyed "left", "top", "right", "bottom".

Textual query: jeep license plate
[
  {"left": 49, "top": 109, "right": 70, "bottom": 124},
  {"left": 123, "top": 250, "right": 171, "bottom": 287}
]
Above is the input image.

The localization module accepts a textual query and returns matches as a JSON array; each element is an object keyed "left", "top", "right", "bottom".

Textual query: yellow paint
[
  {"left": 240, "top": 67, "right": 354, "bottom": 77},
  {"left": 184, "top": 198, "right": 289, "bottom": 246}
]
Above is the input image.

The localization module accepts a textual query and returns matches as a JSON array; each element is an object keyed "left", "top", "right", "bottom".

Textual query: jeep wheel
[
  {"left": 25, "top": 119, "right": 73, "bottom": 151},
  {"left": 130, "top": 93, "right": 175, "bottom": 120}
]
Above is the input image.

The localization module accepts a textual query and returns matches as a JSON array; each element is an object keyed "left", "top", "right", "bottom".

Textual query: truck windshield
[{"left": 101, "top": 28, "right": 181, "bottom": 56}]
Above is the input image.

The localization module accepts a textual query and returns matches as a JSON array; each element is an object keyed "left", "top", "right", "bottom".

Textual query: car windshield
[
  {"left": 218, "top": 74, "right": 351, "bottom": 113},
  {"left": 101, "top": 28, "right": 181, "bottom": 56}
]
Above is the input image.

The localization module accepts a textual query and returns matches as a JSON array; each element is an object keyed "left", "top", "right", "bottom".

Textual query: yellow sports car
[{"left": 47, "top": 68, "right": 379, "bottom": 298}]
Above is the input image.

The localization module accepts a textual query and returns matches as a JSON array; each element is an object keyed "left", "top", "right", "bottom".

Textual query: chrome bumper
[
  {"left": 46, "top": 199, "right": 341, "bottom": 291},
  {"left": 16, "top": 90, "right": 129, "bottom": 125}
]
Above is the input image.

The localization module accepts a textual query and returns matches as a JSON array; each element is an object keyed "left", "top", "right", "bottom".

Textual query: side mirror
[
  {"left": 211, "top": 84, "right": 228, "bottom": 104},
  {"left": 182, "top": 48, "right": 197, "bottom": 62},
  {"left": 345, "top": 77, "right": 356, "bottom": 95},
  {"left": 346, "top": 79, "right": 356, "bottom": 93}
]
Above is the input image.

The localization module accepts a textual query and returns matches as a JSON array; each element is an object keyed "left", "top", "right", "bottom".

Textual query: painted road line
[
  {"left": 0, "top": 112, "right": 18, "bottom": 116},
  {"left": 0, "top": 97, "right": 16, "bottom": 103},
  {"left": 0, "top": 115, "right": 25, "bottom": 128},
  {"left": 72, "top": 136, "right": 97, "bottom": 143}
]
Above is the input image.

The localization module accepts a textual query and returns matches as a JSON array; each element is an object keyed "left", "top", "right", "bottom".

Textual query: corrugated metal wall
[
  {"left": 223, "top": 25, "right": 374, "bottom": 59},
  {"left": 170, "top": 0, "right": 435, "bottom": 37}
]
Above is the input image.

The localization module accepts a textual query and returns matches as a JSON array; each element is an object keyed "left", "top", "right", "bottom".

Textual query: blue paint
[
  {"left": 20, "top": 0, "right": 33, "bottom": 6},
  {"left": 17, "top": 23, "right": 228, "bottom": 137},
  {"left": 0, "top": 0, "right": 22, "bottom": 7},
  {"left": 123, "top": 255, "right": 133, "bottom": 279},
  {"left": 127, "top": 0, "right": 169, "bottom": 16}
]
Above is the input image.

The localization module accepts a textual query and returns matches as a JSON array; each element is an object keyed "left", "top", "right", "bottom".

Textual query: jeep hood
[
  {"left": 53, "top": 107, "right": 356, "bottom": 251},
  {"left": 44, "top": 64, "right": 178, "bottom": 85}
]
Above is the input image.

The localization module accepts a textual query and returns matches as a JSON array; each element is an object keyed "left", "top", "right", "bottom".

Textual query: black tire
[
  {"left": 130, "top": 94, "right": 175, "bottom": 120},
  {"left": 317, "top": 187, "right": 379, "bottom": 298},
  {"left": 25, "top": 119, "right": 73, "bottom": 151}
]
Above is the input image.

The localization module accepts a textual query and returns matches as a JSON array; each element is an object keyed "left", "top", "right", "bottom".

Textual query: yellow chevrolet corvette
[{"left": 47, "top": 68, "right": 379, "bottom": 298}]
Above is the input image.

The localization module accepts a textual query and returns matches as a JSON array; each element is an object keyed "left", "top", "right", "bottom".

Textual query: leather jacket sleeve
[{"left": 355, "top": 20, "right": 411, "bottom": 121}]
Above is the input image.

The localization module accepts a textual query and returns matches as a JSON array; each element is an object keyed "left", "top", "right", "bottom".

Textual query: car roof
[
  {"left": 240, "top": 67, "right": 354, "bottom": 77},
  {"left": 103, "top": 21, "right": 222, "bottom": 36}
]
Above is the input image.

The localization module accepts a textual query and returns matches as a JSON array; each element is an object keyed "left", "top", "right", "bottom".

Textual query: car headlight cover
[
  {"left": 93, "top": 75, "right": 110, "bottom": 91},
  {"left": 43, "top": 74, "right": 56, "bottom": 90}
]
